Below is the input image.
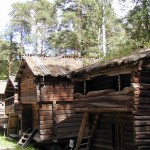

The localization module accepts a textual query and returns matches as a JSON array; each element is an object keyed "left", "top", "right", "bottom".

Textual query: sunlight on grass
[{"left": 0, "top": 133, "right": 38, "bottom": 150}]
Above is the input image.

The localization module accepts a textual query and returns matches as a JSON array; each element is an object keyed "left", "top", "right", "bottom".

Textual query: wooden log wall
[
  {"left": 55, "top": 102, "right": 82, "bottom": 140},
  {"left": 7, "top": 114, "right": 18, "bottom": 134},
  {"left": 0, "top": 97, "right": 5, "bottom": 116},
  {"left": 39, "top": 104, "right": 53, "bottom": 142},
  {"left": 132, "top": 59, "right": 150, "bottom": 150},
  {"left": 38, "top": 100, "right": 82, "bottom": 141},
  {"left": 92, "top": 113, "right": 134, "bottom": 150},
  {"left": 20, "top": 67, "right": 36, "bottom": 102},
  {"left": 41, "top": 82, "right": 73, "bottom": 101},
  {"left": 74, "top": 88, "right": 134, "bottom": 112},
  {"left": 38, "top": 80, "right": 80, "bottom": 141}
]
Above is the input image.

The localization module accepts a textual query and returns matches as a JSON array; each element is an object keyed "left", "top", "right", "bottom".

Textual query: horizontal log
[
  {"left": 135, "top": 127, "right": 150, "bottom": 132},
  {"left": 134, "top": 105, "right": 150, "bottom": 109},
  {"left": 134, "top": 121, "right": 150, "bottom": 126},
  {"left": 40, "top": 120, "right": 53, "bottom": 125},
  {"left": 75, "top": 95, "right": 133, "bottom": 102},
  {"left": 132, "top": 83, "right": 150, "bottom": 90},
  {"left": 39, "top": 105, "right": 52, "bottom": 110},
  {"left": 56, "top": 110, "right": 74, "bottom": 115},
  {"left": 39, "top": 111, "right": 52, "bottom": 116},
  {"left": 75, "top": 102, "right": 132, "bottom": 109},
  {"left": 138, "top": 146, "right": 150, "bottom": 150},
  {"left": 57, "top": 127, "right": 79, "bottom": 134},
  {"left": 134, "top": 98, "right": 150, "bottom": 104},
  {"left": 39, "top": 116, "right": 53, "bottom": 121},
  {"left": 40, "top": 129, "right": 53, "bottom": 135},
  {"left": 57, "top": 117, "right": 82, "bottom": 123},
  {"left": 56, "top": 104, "right": 73, "bottom": 110},
  {"left": 42, "top": 96, "right": 73, "bottom": 101},
  {"left": 87, "top": 89, "right": 115, "bottom": 97},
  {"left": 134, "top": 90, "right": 150, "bottom": 97},
  {"left": 21, "top": 100, "right": 37, "bottom": 104},
  {"left": 75, "top": 107, "right": 132, "bottom": 113},
  {"left": 133, "top": 111, "right": 150, "bottom": 116},
  {"left": 40, "top": 135, "right": 53, "bottom": 141},
  {"left": 135, "top": 139, "right": 150, "bottom": 146},
  {"left": 39, "top": 124, "right": 53, "bottom": 129},
  {"left": 132, "top": 77, "right": 150, "bottom": 84},
  {"left": 56, "top": 134, "right": 79, "bottom": 140},
  {"left": 134, "top": 116, "right": 150, "bottom": 120},
  {"left": 135, "top": 133, "right": 150, "bottom": 139},
  {"left": 56, "top": 122, "right": 81, "bottom": 128}
]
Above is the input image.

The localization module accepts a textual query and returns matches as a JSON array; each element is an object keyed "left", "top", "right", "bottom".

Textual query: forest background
[{"left": 0, "top": 0, "right": 149, "bottom": 79}]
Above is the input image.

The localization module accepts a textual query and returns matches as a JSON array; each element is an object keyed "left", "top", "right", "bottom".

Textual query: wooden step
[{"left": 18, "top": 128, "right": 38, "bottom": 148}]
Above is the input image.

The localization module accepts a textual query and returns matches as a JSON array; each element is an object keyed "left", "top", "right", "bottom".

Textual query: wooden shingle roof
[
  {"left": 0, "top": 80, "right": 7, "bottom": 95},
  {"left": 8, "top": 76, "right": 17, "bottom": 89},
  {"left": 71, "top": 48, "right": 150, "bottom": 79},
  {"left": 16, "top": 55, "right": 98, "bottom": 79}
]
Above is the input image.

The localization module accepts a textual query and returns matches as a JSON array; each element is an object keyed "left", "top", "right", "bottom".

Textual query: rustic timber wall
[
  {"left": 20, "top": 67, "right": 36, "bottom": 102},
  {"left": 0, "top": 95, "right": 5, "bottom": 116},
  {"left": 74, "top": 73, "right": 135, "bottom": 149},
  {"left": 55, "top": 103, "right": 82, "bottom": 140},
  {"left": 132, "top": 59, "right": 150, "bottom": 149},
  {"left": 38, "top": 79, "right": 81, "bottom": 142},
  {"left": 38, "top": 102, "right": 82, "bottom": 141},
  {"left": 7, "top": 114, "right": 18, "bottom": 134},
  {"left": 20, "top": 67, "right": 38, "bottom": 132},
  {"left": 92, "top": 113, "right": 134, "bottom": 150},
  {"left": 41, "top": 81, "right": 73, "bottom": 102}
]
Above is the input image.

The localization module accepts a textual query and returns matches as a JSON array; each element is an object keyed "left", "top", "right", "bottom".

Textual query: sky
[
  {"left": 0, "top": 0, "right": 27, "bottom": 33},
  {"left": 0, "top": 0, "right": 134, "bottom": 33}
]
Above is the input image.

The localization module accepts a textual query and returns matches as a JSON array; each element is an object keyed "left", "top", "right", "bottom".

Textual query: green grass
[{"left": 0, "top": 133, "right": 38, "bottom": 150}]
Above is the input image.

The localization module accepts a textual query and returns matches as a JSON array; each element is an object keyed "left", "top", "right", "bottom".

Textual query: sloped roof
[
  {"left": 71, "top": 48, "right": 150, "bottom": 78},
  {"left": 8, "top": 76, "right": 17, "bottom": 89},
  {"left": 0, "top": 80, "right": 7, "bottom": 95},
  {"left": 16, "top": 55, "right": 98, "bottom": 78}
]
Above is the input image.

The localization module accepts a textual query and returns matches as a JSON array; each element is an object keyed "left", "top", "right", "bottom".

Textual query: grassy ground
[{"left": 0, "top": 133, "right": 38, "bottom": 150}]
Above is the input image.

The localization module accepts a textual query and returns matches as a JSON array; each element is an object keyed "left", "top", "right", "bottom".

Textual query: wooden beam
[
  {"left": 21, "top": 100, "right": 37, "bottom": 104},
  {"left": 75, "top": 107, "right": 132, "bottom": 113}
]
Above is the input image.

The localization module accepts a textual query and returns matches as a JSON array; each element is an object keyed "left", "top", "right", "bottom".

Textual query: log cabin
[
  {"left": 5, "top": 76, "right": 21, "bottom": 136},
  {"left": 15, "top": 55, "right": 97, "bottom": 146},
  {"left": 71, "top": 48, "right": 150, "bottom": 150},
  {"left": 0, "top": 80, "right": 7, "bottom": 116},
  {"left": 0, "top": 80, "right": 8, "bottom": 128}
]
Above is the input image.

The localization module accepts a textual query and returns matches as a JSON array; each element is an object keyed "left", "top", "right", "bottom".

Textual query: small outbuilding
[
  {"left": 5, "top": 76, "right": 21, "bottom": 136},
  {"left": 71, "top": 48, "right": 150, "bottom": 150},
  {"left": 0, "top": 80, "right": 7, "bottom": 128},
  {"left": 15, "top": 55, "right": 96, "bottom": 145},
  {"left": 0, "top": 80, "right": 7, "bottom": 116}
]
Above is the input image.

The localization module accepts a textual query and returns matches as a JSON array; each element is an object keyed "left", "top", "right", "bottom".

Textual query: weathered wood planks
[{"left": 132, "top": 68, "right": 150, "bottom": 148}]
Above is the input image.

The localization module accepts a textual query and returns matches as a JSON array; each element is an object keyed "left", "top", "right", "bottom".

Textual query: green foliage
[
  {"left": 49, "top": 0, "right": 129, "bottom": 57},
  {"left": 0, "top": 133, "right": 37, "bottom": 150},
  {"left": 9, "top": 2, "right": 31, "bottom": 50},
  {"left": 0, "top": 34, "right": 21, "bottom": 79},
  {"left": 123, "top": 0, "right": 150, "bottom": 49}
]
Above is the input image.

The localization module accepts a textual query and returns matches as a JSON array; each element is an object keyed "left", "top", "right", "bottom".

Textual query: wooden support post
[
  {"left": 52, "top": 101, "right": 57, "bottom": 137},
  {"left": 75, "top": 112, "right": 88, "bottom": 150}
]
